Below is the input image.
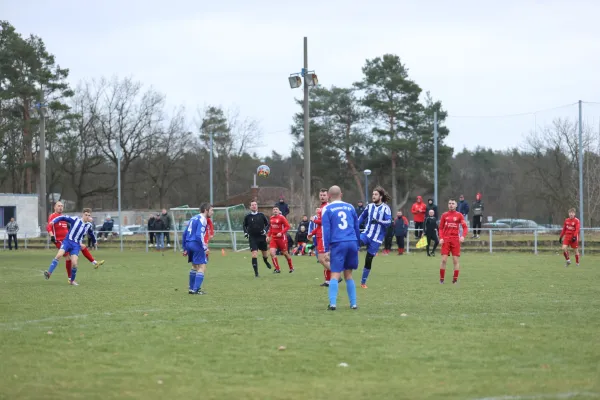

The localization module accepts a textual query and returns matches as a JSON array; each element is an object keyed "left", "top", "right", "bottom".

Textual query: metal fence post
[
  {"left": 24, "top": 233, "right": 28, "bottom": 250},
  {"left": 534, "top": 229, "right": 538, "bottom": 255},
  {"left": 145, "top": 231, "right": 149, "bottom": 253},
  {"left": 406, "top": 230, "right": 410, "bottom": 254},
  {"left": 489, "top": 229, "right": 493, "bottom": 253}
]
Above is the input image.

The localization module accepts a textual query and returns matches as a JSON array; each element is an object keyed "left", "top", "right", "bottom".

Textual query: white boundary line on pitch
[{"left": 473, "top": 391, "right": 600, "bottom": 400}]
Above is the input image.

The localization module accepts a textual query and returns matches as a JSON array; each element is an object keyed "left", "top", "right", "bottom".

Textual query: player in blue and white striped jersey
[
  {"left": 44, "top": 208, "right": 97, "bottom": 285},
  {"left": 357, "top": 186, "right": 392, "bottom": 288}
]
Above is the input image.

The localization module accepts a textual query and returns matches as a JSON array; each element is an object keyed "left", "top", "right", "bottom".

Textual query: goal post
[{"left": 170, "top": 204, "right": 248, "bottom": 252}]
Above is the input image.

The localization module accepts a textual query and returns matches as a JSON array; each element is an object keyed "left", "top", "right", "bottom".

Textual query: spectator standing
[
  {"left": 355, "top": 201, "right": 366, "bottom": 230},
  {"left": 426, "top": 198, "right": 439, "bottom": 220},
  {"left": 6, "top": 217, "right": 19, "bottom": 250},
  {"left": 275, "top": 197, "right": 290, "bottom": 217},
  {"left": 457, "top": 194, "right": 470, "bottom": 236},
  {"left": 425, "top": 209, "right": 439, "bottom": 256},
  {"left": 411, "top": 196, "right": 427, "bottom": 238},
  {"left": 160, "top": 209, "right": 172, "bottom": 247},
  {"left": 154, "top": 215, "right": 166, "bottom": 251},
  {"left": 148, "top": 214, "right": 156, "bottom": 247},
  {"left": 383, "top": 222, "right": 394, "bottom": 254},
  {"left": 101, "top": 217, "right": 114, "bottom": 240},
  {"left": 393, "top": 211, "right": 409, "bottom": 255},
  {"left": 472, "top": 192, "right": 484, "bottom": 238},
  {"left": 87, "top": 218, "right": 96, "bottom": 248}
]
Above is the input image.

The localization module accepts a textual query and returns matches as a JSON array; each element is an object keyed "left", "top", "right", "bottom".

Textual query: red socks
[
  {"left": 563, "top": 251, "right": 570, "bottom": 260},
  {"left": 325, "top": 269, "right": 331, "bottom": 282},
  {"left": 82, "top": 247, "right": 95, "bottom": 263},
  {"left": 576, "top": 254, "right": 580, "bottom": 264},
  {"left": 66, "top": 260, "right": 72, "bottom": 278},
  {"left": 439, "top": 269, "right": 445, "bottom": 280},
  {"left": 453, "top": 270, "right": 460, "bottom": 280},
  {"left": 286, "top": 257, "right": 293, "bottom": 270},
  {"left": 272, "top": 257, "right": 280, "bottom": 270}
]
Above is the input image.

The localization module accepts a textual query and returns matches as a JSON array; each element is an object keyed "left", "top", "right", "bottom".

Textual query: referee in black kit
[{"left": 243, "top": 201, "right": 272, "bottom": 277}]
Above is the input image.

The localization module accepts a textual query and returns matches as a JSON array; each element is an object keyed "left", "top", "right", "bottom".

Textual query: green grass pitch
[{"left": 1, "top": 250, "right": 599, "bottom": 400}]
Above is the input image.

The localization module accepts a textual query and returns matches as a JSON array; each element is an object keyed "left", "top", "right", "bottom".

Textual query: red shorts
[
  {"left": 270, "top": 236, "right": 288, "bottom": 251},
  {"left": 316, "top": 237, "right": 324, "bottom": 253},
  {"left": 563, "top": 235, "right": 578, "bottom": 249},
  {"left": 54, "top": 239, "right": 70, "bottom": 256},
  {"left": 441, "top": 238, "right": 461, "bottom": 257}
]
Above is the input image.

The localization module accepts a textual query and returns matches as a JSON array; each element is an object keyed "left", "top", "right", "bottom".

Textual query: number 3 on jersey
[{"left": 337, "top": 211, "right": 348, "bottom": 229}]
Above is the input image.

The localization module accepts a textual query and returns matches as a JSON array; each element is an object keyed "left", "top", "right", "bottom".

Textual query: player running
[
  {"left": 44, "top": 208, "right": 97, "bottom": 285},
  {"left": 268, "top": 206, "right": 294, "bottom": 273},
  {"left": 309, "top": 189, "right": 333, "bottom": 286},
  {"left": 438, "top": 199, "right": 468, "bottom": 284},
  {"left": 321, "top": 185, "right": 360, "bottom": 310},
  {"left": 243, "top": 201, "right": 272, "bottom": 277},
  {"left": 47, "top": 201, "right": 104, "bottom": 284},
  {"left": 559, "top": 208, "right": 581, "bottom": 267},
  {"left": 357, "top": 186, "right": 392, "bottom": 288},
  {"left": 182, "top": 203, "right": 213, "bottom": 295}
]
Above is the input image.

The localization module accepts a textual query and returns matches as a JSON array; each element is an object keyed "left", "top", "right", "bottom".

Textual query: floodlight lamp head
[
  {"left": 305, "top": 73, "right": 318, "bottom": 87},
  {"left": 363, "top": 169, "right": 372, "bottom": 176},
  {"left": 288, "top": 75, "right": 302, "bottom": 89}
]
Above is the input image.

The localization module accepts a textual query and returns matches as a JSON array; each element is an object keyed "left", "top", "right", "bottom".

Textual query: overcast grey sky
[{"left": 4, "top": 0, "right": 600, "bottom": 156}]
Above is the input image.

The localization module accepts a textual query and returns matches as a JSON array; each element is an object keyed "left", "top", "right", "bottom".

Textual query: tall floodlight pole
[
  {"left": 302, "top": 37, "right": 311, "bottom": 217},
  {"left": 33, "top": 95, "right": 48, "bottom": 230},
  {"left": 578, "top": 100, "right": 584, "bottom": 255},
  {"left": 210, "top": 131, "right": 214, "bottom": 204},
  {"left": 117, "top": 145, "right": 123, "bottom": 252},
  {"left": 364, "top": 169, "right": 371, "bottom": 204},
  {"left": 433, "top": 111, "right": 439, "bottom": 207},
  {"left": 288, "top": 37, "right": 317, "bottom": 216}
]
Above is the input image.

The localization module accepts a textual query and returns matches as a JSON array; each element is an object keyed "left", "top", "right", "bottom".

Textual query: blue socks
[
  {"left": 70, "top": 267, "right": 77, "bottom": 282},
  {"left": 48, "top": 259, "right": 59, "bottom": 274},
  {"left": 189, "top": 269, "right": 196, "bottom": 290},
  {"left": 361, "top": 268, "right": 371, "bottom": 285},
  {"left": 193, "top": 272, "right": 204, "bottom": 292},
  {"left": 328, "top": 278, "right": 339, "bottom": 306},
  {"left": 346, "top": 279, "right": 357, "bottom": 307}
]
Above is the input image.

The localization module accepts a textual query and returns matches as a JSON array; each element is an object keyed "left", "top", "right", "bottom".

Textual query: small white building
[{"left": 0, "top": 193, "right": 40, "bottom": 238}]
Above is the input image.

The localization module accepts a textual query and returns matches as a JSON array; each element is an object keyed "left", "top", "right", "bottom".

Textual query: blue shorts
[
  {"left": 187, "top": 242, "right": 207, "bottom": 265},
  {"left": 360, "top": 233, "right": 381, "bottom": 255},
  {"left": 329, "top": 241, "right": 359, "bottom": 273},
  {"left": 60, "top": 239, "right": 81, "bottom": 256}
]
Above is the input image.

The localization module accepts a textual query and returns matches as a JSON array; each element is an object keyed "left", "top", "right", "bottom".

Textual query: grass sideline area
[{"left": 1, "top": 250, "right": 599, "bottom": 400}]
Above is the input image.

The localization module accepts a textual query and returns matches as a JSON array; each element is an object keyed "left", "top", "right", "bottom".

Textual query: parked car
[{"left": 124, "top": 225, "right": 145, "bottom": 234}]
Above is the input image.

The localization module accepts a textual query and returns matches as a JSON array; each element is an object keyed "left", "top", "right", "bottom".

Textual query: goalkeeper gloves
[
  {"left": 50, "top": 236, "right": 56, "bottom": 244},
  {"left": 571, "top": 236, "right": 577, "bottom": 243},
  {"left": 370, "top": 218, "right": 379, "bottom": 225},
  {"left": 558, "top": 236, "right": 563, "bottom": 244},
  {"left": 244, "top": 232, "right": 249, "bottom": 238}
]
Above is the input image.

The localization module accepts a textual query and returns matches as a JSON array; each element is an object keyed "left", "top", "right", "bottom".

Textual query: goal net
[{"left": 170, "top": 204, "right": 248, "bottom": 252}]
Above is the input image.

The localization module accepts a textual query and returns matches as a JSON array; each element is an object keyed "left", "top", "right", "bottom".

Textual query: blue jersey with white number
[
  {"left": 320, "top": 200, "right": 360, "bottom": 253},
  {"left": 182, "top": 214, "right": 208, "bottom": 251}
]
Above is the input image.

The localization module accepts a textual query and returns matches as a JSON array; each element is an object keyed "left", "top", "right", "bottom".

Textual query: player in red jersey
[
  {"left": 204, "top": 217, "right": 214, "bottom": 260},
  {"left": 267, "top": 206, "right": 294, "bottom": 273},
  {"left": 559, "top": 208, "right": 581, "bottom": 267},
  {"left": 438, "top": 198, "right": 468, "bottom": 284},
  {"left": 47, "top": 201, "right": 104, "bottom": 284},
  {"left": 309, "top": 188, "right": 333, "bottom": 286}
]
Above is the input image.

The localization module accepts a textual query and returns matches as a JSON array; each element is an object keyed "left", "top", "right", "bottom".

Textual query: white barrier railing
[{"left": 2, "top": 227, "right": 598, "bottom": 255}]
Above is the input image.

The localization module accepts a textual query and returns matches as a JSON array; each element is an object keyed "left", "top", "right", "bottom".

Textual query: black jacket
[
  {"left": 425, "top": 216, "right": 438, "bottom": 237},
  {"left": 243, "top": 212, "right": 270, "bottom": 236},
  {"left": 154, "top": 218, "right": 166, "bottom": 232},
  {"left": 160, "top": 213, "right": 172, "bottom": 230},
  {"left": 148, "top": 217, "right": 156, "bottom": 230},
  {"left": 275, "top": 201, "right": 290, "bottom": 217},
  {"left": 295, "top": 230, "right": 308, "bottom": 243},
  {"left": 472, "top": 200, "right": 484, "bottom": 217},
  {"left": 426, "top": 199, "right": 439, "bottom": 220}
]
